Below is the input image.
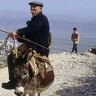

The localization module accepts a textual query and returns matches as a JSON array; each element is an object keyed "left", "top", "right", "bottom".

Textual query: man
[
  {"left": 7, "top": 1, "right": 50, "bottom": 84},
  {"left": 10, "top": 1, "right": 50, "bottom": 57},
  {"left": 71, "top": 27, "right": 80, "bottom": 53}
]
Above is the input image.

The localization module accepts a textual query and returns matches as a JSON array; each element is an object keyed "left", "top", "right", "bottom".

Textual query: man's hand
[{"left": 9, "top": 32, "right": 17, "bottom": 39}]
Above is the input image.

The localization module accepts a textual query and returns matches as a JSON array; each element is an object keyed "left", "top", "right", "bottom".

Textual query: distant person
[{"left": 71, "top": 27, "right": 80, "bottom": 53}]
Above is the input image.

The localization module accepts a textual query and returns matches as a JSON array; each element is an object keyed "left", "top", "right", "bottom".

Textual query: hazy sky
[{"left": 0, "top": 0, "right": 96, "bottom": 19}]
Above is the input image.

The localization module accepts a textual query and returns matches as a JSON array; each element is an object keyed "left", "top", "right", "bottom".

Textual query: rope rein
[
  {"left": 0, "top": 29, "right": 49, "bottom": 51},
  {"left": 18, "top": 36, "right": 49, "bottom": 50}
]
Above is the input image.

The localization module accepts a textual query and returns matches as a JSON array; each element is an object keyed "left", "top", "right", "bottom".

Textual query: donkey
[{"left": 13, "top": 49, "right": 54, "bottom": 96}]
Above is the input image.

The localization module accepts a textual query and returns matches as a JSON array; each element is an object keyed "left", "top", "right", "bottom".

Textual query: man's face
[
  {"left": 30, "top": 5, "right": 42, "bottom": 16},
  {"left": 74, "top": 30, "right": 77, "bottom": 33}
]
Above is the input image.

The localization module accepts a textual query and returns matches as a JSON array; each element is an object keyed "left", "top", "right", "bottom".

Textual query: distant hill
[
  {"left": 0, "top": 10, "right": 96, "bottom": 38},
  {"left": 0, "top": 10, "right": 30, "bottom": 31},
  {"left": 48, "top": 13, "right": 96, "bottom": 38}
]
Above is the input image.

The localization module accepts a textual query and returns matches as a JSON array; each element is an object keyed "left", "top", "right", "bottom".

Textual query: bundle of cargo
[{"left": 89, "top": 46, "right": 96, "bottom": 55}]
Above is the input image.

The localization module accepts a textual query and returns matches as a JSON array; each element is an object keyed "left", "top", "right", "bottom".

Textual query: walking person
[{"left": 71, "top": 27, "right": 80, "bottom": 53}]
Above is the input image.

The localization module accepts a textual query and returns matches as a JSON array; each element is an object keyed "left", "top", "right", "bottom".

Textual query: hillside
[{"left": 0, "top": 52, "right": 96, "bottom": 96}]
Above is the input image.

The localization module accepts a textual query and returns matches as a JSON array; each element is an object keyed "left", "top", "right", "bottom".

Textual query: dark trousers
[
  {"left": 7, "top": 53, "right": 15, "bottom": 81},
  {"left": 37, "top": 47, "right": 49, "bottom": 57},
  {"left": 28, "top": 43, "right": 49, "bottom": 57},
  {"left": 72, "top": 43, "right": 78, "bottom": 53}
]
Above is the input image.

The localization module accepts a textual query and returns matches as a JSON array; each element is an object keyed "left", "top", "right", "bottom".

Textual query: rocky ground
[{"left": 0, "top": 52, "right": 96, "bottom": 96}]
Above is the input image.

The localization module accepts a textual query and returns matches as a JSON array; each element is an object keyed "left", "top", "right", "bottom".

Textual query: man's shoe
[{"left": 2, "top": 80, "right": 15, "bottom": 89}]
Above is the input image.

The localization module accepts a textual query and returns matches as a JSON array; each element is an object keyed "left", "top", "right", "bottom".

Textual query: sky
[
  {"left": 0, "top": 0, "right": 96, "bottom": 51},
  {"left": 0, "top": 0, "right": 96, "bottom": 19}
]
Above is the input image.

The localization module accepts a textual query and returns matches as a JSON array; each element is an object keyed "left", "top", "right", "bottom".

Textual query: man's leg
[
  {"left": 38, "top": 46, "right": 49, "bottom": 57},
  {"left": 2, "top": 53, "right": 15, "bottom": 89},
  {"left": 71, "top": 43, "right": 75, "bottom": 53},
  {"left": 74, "top": 44, "right": 77, "bottom": 53},
  {"left": 7, "top": 53, "right": 15, "bottom": 81}
]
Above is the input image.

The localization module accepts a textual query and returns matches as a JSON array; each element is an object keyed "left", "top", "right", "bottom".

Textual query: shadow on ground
[
  {"left": 55, "top": 65, "right": 96, "bottom": 96},
  {"left": 55, "top": 76, "right": 96, "bottom": 96}
]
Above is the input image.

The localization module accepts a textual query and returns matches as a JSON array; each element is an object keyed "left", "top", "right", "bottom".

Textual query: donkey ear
[
  {"left": 27, "top": 51, "right": 33, "bottom": 60},
  {"left": 28, "top": 63, "right": 34, "bottom": 78}
]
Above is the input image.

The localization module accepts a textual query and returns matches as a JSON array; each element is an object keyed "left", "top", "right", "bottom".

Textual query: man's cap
[
  {"left": 73, "top": 27, "right": 77, "bottom": 30},
  {"left": 29, "top": 1, "right": 43, "bottom": 7}
]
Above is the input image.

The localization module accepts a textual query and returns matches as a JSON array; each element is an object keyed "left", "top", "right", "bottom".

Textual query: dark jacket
[{"left": 17, "top": 12, "right": 50, "bottom": 56}]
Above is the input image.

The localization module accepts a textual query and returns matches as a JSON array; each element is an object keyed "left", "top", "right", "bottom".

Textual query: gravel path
[{"left": 0, "top": 52, "right": 96, "bottom": 96}]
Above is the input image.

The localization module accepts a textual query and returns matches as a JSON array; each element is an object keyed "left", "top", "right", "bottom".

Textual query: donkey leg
[
  {"left": 23, "top": 94, "right": 26, "bottom": 96},
  {"left": 23, "top": 93, "right": 26, "bottom": 96},
  {"left": 29, "top": 92, "right": 40, "bottom": 96},
  {"left": 29, "top": 92, "right": 35, "bottom": 96},
  {"left": 38, "top": 93, "right": 41, "bottom": 96}
]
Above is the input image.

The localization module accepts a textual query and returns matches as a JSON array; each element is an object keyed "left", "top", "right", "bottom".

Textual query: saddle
[
  {"left": 12, "top": 44, "right": 53, "bottom": 79},
  {"left": 27, "top": 49, "right": 53, "bottom": 78}
]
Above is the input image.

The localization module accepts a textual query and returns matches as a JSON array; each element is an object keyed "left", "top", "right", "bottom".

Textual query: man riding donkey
[{"left": 6, "top": 1, "right": 52, "bottom": 87}]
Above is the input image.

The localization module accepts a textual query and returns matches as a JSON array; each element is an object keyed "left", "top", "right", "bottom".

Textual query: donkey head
[{"left": 14, "top": 53, "right": 34, "bottom": 96}]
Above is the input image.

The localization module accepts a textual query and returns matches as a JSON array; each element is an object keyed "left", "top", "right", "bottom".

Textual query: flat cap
[
  {"left": 73, "top": 27, "right": 77, "bottom": 30},
  {"left": 29, "top": 1, "right": 43, "bottom": 7}
]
